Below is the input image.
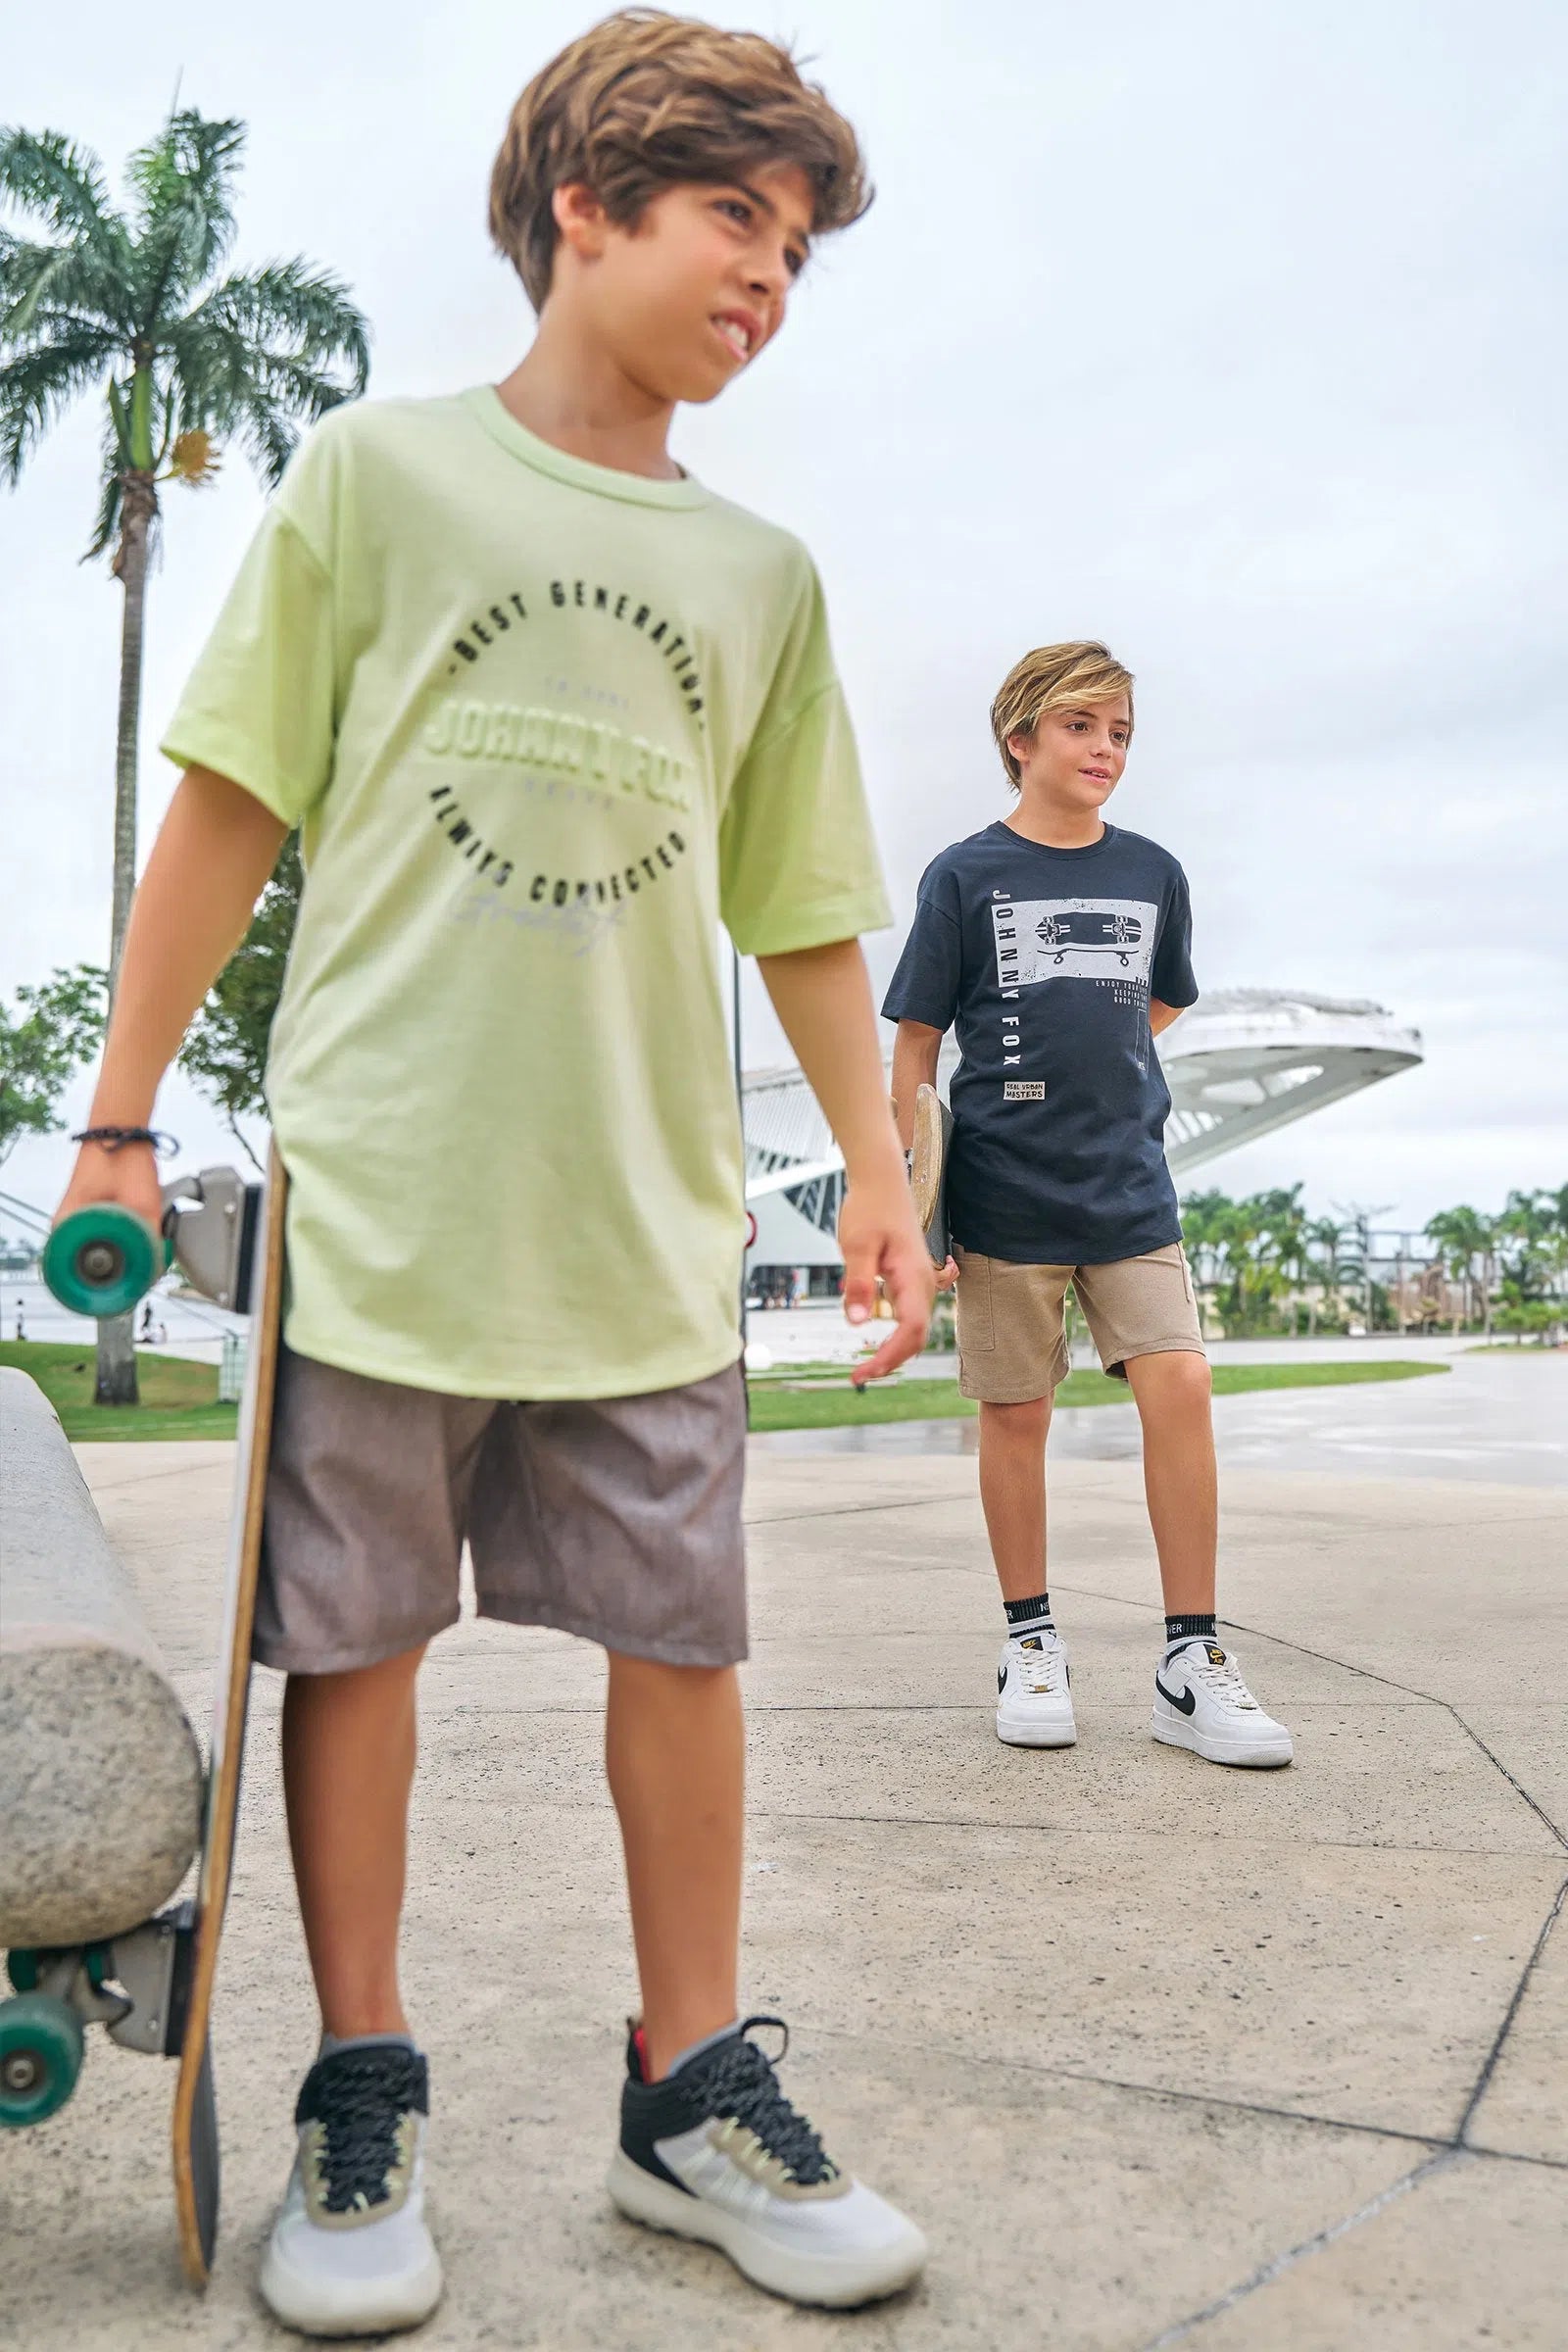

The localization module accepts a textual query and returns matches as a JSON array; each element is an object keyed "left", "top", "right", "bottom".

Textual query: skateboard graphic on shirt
[
  {"left": 1035, "top": 907, "right": 1145, "bottom": 966},
  {"left": 12, "top": 1153, "right": 287, "bottom": 2284},
  {"left": 992, "top": 896, "right": 1158, "bottom": 991}
]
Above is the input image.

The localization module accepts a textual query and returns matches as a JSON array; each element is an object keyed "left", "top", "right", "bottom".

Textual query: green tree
[
  {"left": 178, "top": 833, "right": 301, "bottom": 1168},
  {"left": 1496, "top": 1189, "right": 1554, "bottom": 1299},
  {"left": 0, "top": 965, "right": 108, "bottom": 1167},
  {"left": 1, "top": 108, "right": 368, "bottom": 1400},
  {"left": 1256, "top": 1184, "right": 1307, "bottom": 1331},
  {"left": 1426, "top": 1204, "right": 1492, "bottom": 1335},
  {"left": 1179, "top": 1190, "right": 1233, "bottom": 1331},
  {"left": 1303, "top": 1214, "right": 1345, "bottom": 1338}
]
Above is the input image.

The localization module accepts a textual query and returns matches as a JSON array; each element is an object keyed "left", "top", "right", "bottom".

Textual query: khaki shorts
[
  {"left": 256, "top": 1345, "right": 748, "bottom": 1675},
  {"left": 955, "top": 1242, "right": 1204, "bottom": 1403}
]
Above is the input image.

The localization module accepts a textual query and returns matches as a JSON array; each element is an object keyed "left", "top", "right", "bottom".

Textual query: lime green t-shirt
[{"left": 163, "top": 388, "right": 890, "bottom": 1397}]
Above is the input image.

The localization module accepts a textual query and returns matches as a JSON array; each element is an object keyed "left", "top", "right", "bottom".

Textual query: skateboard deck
[
  {"left": 171, "top": 1147, "right": 287, "bottom": 2283},
  {"left": 9, "top": 1152, "right": 285, "bottom": 2282},
  {"left": 908, "top": 1082, "right": 954, "bottom": 1267}
]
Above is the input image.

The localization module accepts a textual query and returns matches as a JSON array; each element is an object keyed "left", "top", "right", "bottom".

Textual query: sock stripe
[
  {"left": 1005, "top": 1591, "right": 1054, "bottom": 1638},
  {"left": 1165, "top": 1611, "right": 1217, "bottom": 1646}
]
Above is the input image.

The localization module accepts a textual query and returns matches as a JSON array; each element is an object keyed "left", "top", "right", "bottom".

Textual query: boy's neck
[
  {"left": 495, "top": 316, "right": 682, "bottom": 482},
  {"left": 1004, "top": 799, "right": 1108, "bottom": 852}
]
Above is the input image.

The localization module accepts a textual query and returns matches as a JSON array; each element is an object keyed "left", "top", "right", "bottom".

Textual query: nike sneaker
[
  {"left": 995, "top": 1628, "right": 1077, "bottom": 1747},
  {"left": 1152, "top": 1639, "right": 1293, "bottom": 1768},
  {"left": 259, "top": 2042, "right": 443, "bottom": 2337},
  {"left": 608, "top": 2016, "right": 927, "bottom": 2308}
]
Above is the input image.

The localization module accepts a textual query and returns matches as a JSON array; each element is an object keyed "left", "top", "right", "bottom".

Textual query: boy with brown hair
[
  {"left": 56, "top": 11, "right": 932, "bottom": 2331},
  {"left": 885, "top": 642, "right": 1293, "bottom": 1771}
]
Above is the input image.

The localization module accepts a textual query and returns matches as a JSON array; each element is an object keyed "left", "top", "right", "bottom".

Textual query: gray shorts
[{"left": 256, "top": 1345, "right": 748, "bottom": 1674}]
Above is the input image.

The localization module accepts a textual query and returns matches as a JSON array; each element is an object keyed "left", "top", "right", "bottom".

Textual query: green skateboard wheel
[
  {"left": 42, "top": 1203, "right": 171, "bottom": 1319},
  {"left": 7, "top": 1948, "right": 107, "bottom": 1996},
  {"left": 0, "top": 1994, "right": 84, "bottom": 2128}
]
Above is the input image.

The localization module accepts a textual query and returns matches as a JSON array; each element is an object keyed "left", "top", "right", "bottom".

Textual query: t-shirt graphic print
[{"left": 882, "top": 822, "right": 1197, "bottom": 1265}]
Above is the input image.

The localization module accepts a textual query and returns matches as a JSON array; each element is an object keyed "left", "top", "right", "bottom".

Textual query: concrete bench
[{"left": 0, "top": 1370, "right": 203, "bottom": 1949}]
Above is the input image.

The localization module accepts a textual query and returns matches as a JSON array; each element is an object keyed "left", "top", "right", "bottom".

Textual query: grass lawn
[
  {"left": 0, "top": 1341, "right": 239, "bottom": 1443},
  {"left": 0, "top": 1341, "right": 1449, "bottom": 1443},
  {"left": 747, "top": 1354, "right": 1448, "bottom": 1433}
]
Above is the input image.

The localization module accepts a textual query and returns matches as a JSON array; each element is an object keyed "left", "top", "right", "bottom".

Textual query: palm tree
[
  {"left": 1255, "top": 1184, "right": 1306, "bottom": 1331},
  {"left": 1180, "top": 1190, "right": 1233, "bottom": 1333},
  {"left": 1303, "top": 1215, "right": 1343, "bottom": 1339},
  {"left": 1, "top": 108, "right": 368, "bottom": 1401},
  {"left": 1426, "top": 1204, "right": 1498, "bottom": 1340}
]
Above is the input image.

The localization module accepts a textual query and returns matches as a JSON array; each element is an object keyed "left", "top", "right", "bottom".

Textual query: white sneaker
[
  {"left": 996, "top": 1628, "right": 1077, "bottom": 1747},
  {"left": 260, "top": 2043, "right": 443, "bottom": 2338},
  {"left": 610, "top": 2016, "right": 926, "bottom": 2308},
  {"left": 1152, "top": 1639, "right": 1293, "bottom": 1768}
]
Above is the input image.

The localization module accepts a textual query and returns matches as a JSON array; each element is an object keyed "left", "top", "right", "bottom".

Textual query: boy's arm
[
  {"left": 889, "top": 1018, "right": 944, "bottom": 1152},
  {"left": 1150, "top": 1000, "right": 1186, "bottom": 1037},
  {"left": 55, "top": 767, "right": 290, "bottom": 1232},
  {"left": 756, "top": 939, "right": 935, "bottom": 1383}
]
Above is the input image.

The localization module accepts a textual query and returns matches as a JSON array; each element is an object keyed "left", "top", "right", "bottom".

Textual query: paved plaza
[{"left": 3, "top": 1361, "right": 1566, "bottom": 2349}]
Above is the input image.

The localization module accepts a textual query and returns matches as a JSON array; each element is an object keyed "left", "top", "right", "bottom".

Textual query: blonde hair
[
  {"left": 990, "top": 641, "right": 1136, "bottom": 789},
  {"left": 490, "top": 9, "right": 872, "bottom": 310}
]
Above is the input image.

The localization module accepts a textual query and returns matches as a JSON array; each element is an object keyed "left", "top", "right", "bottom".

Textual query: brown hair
[
  {"left": 490, "top": 9, "right": 872, "bottom": 310},
  {"left": 990, "top": 641, "right": 1136, "bottom": 789}
]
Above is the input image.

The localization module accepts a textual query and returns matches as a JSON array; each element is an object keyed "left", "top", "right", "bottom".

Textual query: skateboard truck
[
  {"left": 163, "top": 1168, "right": 263, "bottom": 1313},
  {"left": 2, "top": 1908, "right": 194, "bottom": 2128},
  {"left": 42, "top": 1166, "right": 262, "bottom": 1320}
]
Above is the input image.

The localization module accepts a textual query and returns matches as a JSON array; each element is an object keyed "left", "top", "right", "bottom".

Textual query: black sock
[
  {"left": 1004, "top": 1592, "right": 1054, "bottom": 1642},
  {"left": 1165, "top": 1612, "right": 1216, "bottom": 1648}
]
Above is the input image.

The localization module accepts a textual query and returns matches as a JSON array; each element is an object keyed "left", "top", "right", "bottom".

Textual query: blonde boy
[{"left": 885, "top": 644, "right": 1293, "bottom": 1768}]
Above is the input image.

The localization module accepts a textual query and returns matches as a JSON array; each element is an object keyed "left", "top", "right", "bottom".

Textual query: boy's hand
[
  {"left": 839, "top": 1171, "right": 936, "bottom": 1385},
  {"left": 936, "top": 1254, "right": 958, "bottom": 1293},
  {"left": 53, "top": 1141, "right": 167, "bottom": 1240}
]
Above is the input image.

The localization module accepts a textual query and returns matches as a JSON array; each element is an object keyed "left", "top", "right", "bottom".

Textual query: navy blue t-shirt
[{"left": 881, "top": 820, "right": 1198, "bottom": 1264}]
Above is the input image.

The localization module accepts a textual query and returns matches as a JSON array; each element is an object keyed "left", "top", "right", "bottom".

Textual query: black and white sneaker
[
  {"left": 259, "top": 2043, "right": 443, "bottom": 2337},
  {"left": 608, "top": 2017, "right": 927, "bottom": 2308},
  {"left": 1152, "top": 1639, "right": 1294, "bottom": 1768}
]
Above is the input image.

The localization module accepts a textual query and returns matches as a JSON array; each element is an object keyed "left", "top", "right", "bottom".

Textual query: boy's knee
[
  {"left": 980, "top": 1396, "right": 1052, "bottom": 1439},
  {"left": 607, "top": 1651, "right": 738, "bottom": 1692},
  {"left": 1131, "top": 1348, "right": 1211, "bottom": 1404}
]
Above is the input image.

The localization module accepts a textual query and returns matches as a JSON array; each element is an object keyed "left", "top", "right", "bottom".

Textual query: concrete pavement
[
  {"left": 2, "top": 1431, "right": 1564, "bottom": 2350},
  {"left": 759, "top": 1347, "right": 1568, "bottom": 1488}
]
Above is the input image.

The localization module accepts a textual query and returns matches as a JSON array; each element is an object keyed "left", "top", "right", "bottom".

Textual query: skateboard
[
  {"left": 12, "top": 1151, "right": 286, "bottom": 2285},
  {"left": 907, "top": 1081, "right": 954, "bottom": 1267}
]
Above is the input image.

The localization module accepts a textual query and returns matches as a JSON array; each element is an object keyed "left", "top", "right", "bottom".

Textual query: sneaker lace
[
  {"left": 703, "top": 2018, "right": 837, "bottom": 2188},
  {"left": 1194, "top": 1648, "right": 1259, "bottom": 1711},
  {"left": 1010, "top": 1636, "right": 1064, "bottom": 1694},
  {"left": 298, "top": 2046, "right": 426, "bottom": 2215}
]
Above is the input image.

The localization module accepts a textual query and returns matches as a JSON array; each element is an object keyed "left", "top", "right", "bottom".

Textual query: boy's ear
[
  {"left": 1005, "top": 726, "right": 1035, "bottom": 769},
  {"left": 552, "top": 180, "right": 612, "bottom": 265}
]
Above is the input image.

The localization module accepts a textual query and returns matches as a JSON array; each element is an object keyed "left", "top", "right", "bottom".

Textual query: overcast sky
[{"left": 4, "top": 0, "right": 1565, "bottom": 1236}]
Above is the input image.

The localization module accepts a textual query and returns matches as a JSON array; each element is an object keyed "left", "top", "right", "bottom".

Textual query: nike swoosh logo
[
  {"left": 998, "top": 1666, "right": 1008, "bottom": 1693},
  {"left": 1154, "top": 1675, "right": 1197, "bottom": 1716}
]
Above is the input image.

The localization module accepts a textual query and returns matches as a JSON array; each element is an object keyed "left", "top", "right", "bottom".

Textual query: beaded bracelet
[{"left": 71, "top": 1126, "right": 179, "bottom": 1157}]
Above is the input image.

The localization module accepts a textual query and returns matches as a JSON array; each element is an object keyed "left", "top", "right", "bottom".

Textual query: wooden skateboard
[
  {"left": 171, "top": 1145, "right": 287, "bottom": 2282},
  {"left": 11, "top": 1149, "right": 286, "bottom": 2285},
  {"left": 907, "top": 1082, "right": 954, "bottom": 1267}
]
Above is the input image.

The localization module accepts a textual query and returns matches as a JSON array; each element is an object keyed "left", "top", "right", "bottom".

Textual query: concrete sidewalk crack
[
  {"left": 1069, "top": 1593, "right": 1568, "bottom": 1853},
  {"left": 1456, "top": 1874, "right": 1568, "bottom": 2144},
  {"left": 1139, "top": 2150, "right": 1461, "bottom": 2346},
  {"left": 807, "top": 2021, "right": 1568, "bottom": 2177},
  {"left": 746, "top": 1491, "right": 972, "bottom": 1528}
]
